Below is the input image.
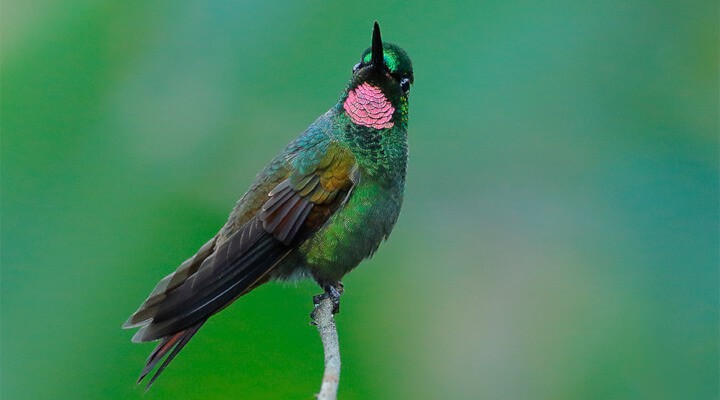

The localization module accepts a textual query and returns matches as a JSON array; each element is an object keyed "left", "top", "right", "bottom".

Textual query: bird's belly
[{"left": 295, "top": 183, "right": 401, "bottom": 284}]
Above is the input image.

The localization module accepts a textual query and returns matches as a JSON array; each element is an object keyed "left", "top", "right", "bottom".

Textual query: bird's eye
[
  {"left": 353, "top": 63, "right": 361, "bottom": 73},
  {"left": 400, "top": 77, "right": 411, "bottom": 94}
]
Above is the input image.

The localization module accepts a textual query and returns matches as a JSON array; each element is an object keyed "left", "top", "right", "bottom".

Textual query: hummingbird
[{"left": 123, "top": 22, "right": 413, "bottom": 388}]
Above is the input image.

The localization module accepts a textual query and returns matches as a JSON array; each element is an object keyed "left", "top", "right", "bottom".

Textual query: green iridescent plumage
[
  {"left": 124, "top": 22, "right": 413, "bottom": 388},
  {"left": 362, "top": 44, "right": 411, "bottom": 76}
]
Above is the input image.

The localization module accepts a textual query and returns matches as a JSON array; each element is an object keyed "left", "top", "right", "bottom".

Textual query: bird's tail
[{"left": 137, "top": 320, "right": 206, "bottom": 389}]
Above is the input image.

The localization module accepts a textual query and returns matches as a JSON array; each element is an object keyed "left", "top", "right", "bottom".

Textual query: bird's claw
[{"left": 310, "top": 283, "right": 343, "bottom": 322}]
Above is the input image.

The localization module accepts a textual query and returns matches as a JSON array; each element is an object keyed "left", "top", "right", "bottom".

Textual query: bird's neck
[{"left": 329, "top": 109, "right": 408, "bottom": 186}]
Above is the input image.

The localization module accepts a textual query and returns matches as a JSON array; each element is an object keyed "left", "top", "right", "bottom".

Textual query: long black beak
[{"left": 371, "top": 21, "right": 384, "bottom": 68}]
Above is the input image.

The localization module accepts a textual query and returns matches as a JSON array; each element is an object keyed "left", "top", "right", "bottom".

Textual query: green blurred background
[{"left": 2, "top": 1, "right": 717, "bottom": 399}]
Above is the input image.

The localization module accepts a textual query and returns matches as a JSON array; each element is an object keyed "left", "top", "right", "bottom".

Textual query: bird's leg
[{"left": 312, "top": 282, "right": 344, "bottom": 321}]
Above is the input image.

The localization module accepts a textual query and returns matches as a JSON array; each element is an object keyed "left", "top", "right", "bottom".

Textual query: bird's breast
[{"left": 296, "top": 180, "right": 403, "bottom": 283}]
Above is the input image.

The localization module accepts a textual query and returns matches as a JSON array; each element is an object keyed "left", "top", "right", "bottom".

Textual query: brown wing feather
[
  {"left": 130, "top": 218, "right": 287, "bottom": 342},
  {"left": 124, "top": 140, "right": 359, "bottom": 387},
  {"left": 260, "top": 142, "right": 358, "bottom": 245},
  {"left": 123, "top": 238, "right": 217, "bottom": 328}
]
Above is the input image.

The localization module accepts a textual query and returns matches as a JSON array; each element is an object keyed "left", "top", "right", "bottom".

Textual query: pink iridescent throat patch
[{"left": 343, "top": 83, "right": 395, "bottom": 129}]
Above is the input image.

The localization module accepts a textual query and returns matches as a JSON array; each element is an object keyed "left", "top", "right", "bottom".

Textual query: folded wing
[{"left": 124, "top": 140, "right": 359, "bottom": 386}]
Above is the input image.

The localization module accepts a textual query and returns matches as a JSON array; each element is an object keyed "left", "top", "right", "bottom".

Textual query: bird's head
[{"left": 341, "top": 22, "right": 414, "bottom": 130}]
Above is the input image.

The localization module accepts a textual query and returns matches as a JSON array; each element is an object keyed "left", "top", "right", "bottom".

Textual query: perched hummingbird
[{"left": 124, "top": 22, "right": 413, "bottom": 388}]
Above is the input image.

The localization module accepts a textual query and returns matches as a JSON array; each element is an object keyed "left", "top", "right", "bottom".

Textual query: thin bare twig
[{"left": 311, "top": 297, "right": 340, "bottom": 400}]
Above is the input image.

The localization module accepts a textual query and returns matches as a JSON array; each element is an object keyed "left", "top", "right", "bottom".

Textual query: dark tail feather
[{"left": 138, "top": 320, "right": 206, "bottom": 389}]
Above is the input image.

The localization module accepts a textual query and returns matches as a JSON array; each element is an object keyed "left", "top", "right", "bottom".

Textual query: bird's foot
[{"left": 311, "top": 282, "right": 343, "bottom": 322}]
